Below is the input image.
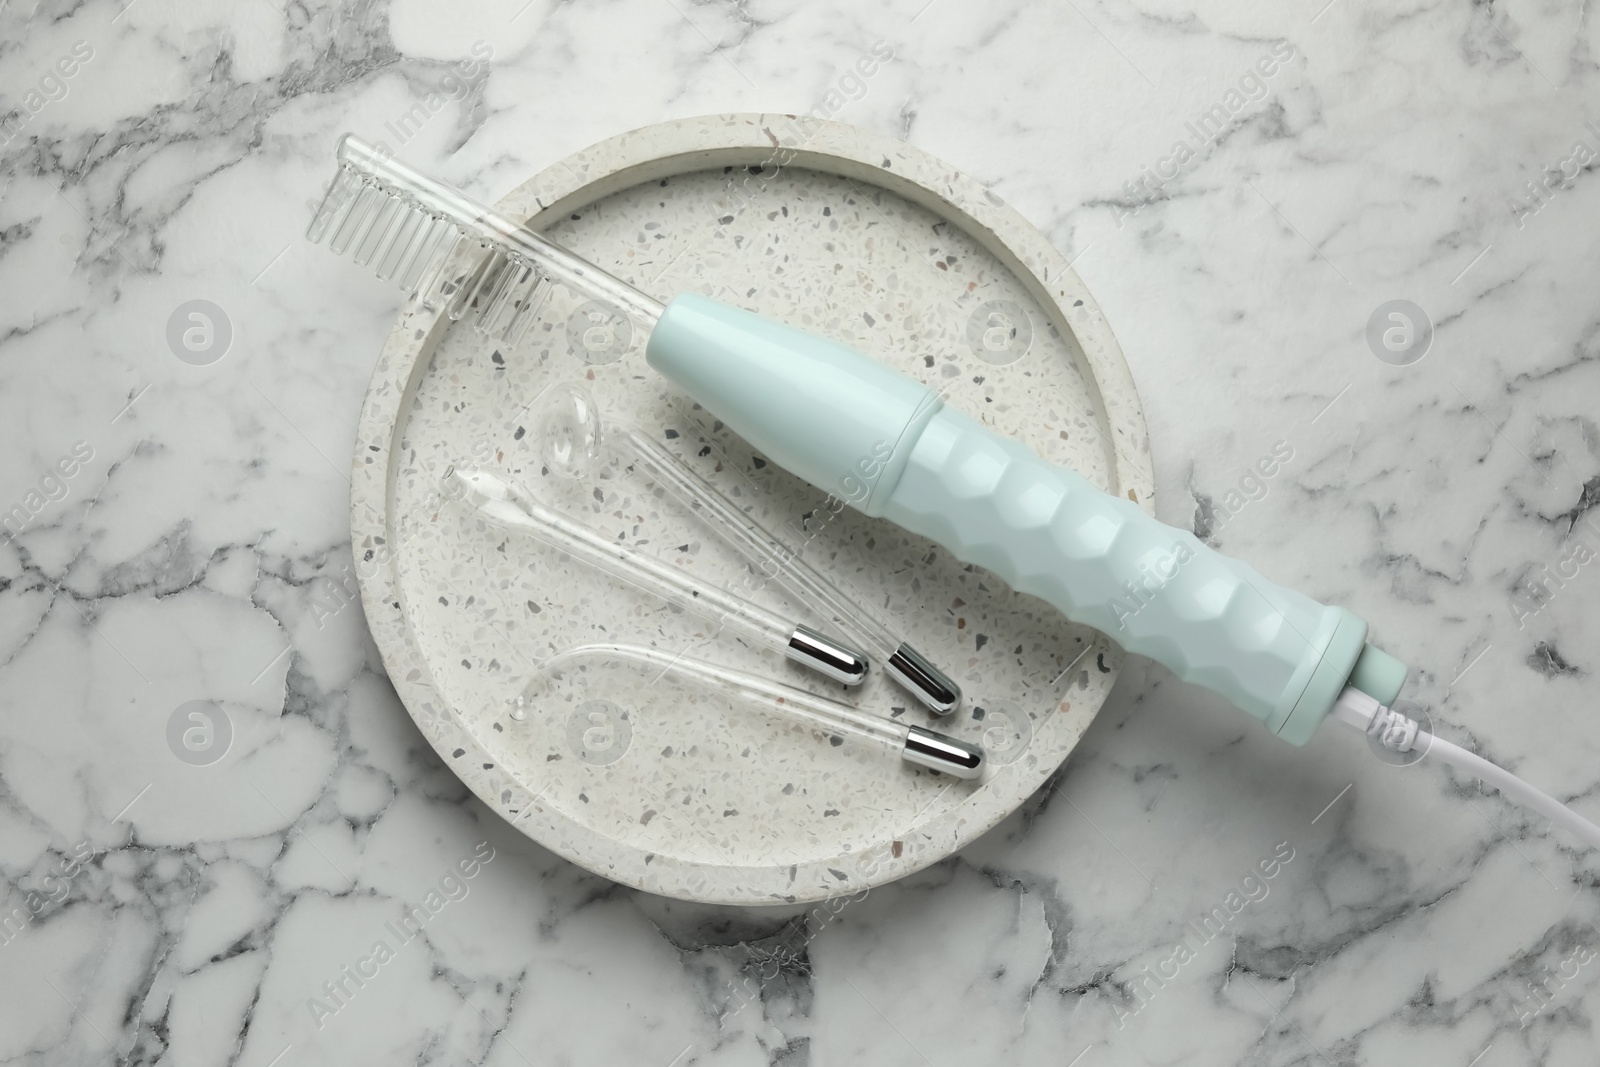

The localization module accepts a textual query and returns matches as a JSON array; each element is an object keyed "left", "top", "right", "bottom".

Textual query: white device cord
[{"left": 1329, "top": 688, "right": 1600, "bottom": 851}]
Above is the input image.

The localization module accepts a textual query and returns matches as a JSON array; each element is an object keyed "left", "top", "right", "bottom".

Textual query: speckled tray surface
[{"left": 350, "top": 114, "right": 1154, "bottom": 904}]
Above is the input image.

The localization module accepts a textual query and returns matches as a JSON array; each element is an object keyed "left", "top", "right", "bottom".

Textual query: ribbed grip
[{"left": 879, "top": 407, "right": 1367, "bottom": 741}]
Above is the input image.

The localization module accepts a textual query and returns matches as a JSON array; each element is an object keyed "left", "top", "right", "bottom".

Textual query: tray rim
[{"left": 348, "top": 112, "right": 1156, "bottom": 904}]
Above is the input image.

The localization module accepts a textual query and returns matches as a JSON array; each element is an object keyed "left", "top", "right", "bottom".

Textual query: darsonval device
[
  {"left": 644, "top": 294, "right": 1401, "bottom": 746},
  {"left": 312, "top": 134, "right": 1600, "bottom": 844}
]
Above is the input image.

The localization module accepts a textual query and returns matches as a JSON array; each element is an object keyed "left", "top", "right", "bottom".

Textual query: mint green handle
[
  {"left": 882, "top": 407, "right": 1372, "bottom": 743},
  {"left": 645, "top": 294, "right": 1406, "bottom": 744}
]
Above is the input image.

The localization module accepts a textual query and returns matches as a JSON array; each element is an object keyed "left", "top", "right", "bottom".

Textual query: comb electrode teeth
[
  {"left": 306, "top": 165, "right": 363, "bottom": 244},
  {"left": 469, "top": 255, "right": 516, "bottom": 330},
  {"left": 336, "top": 184, "right": 389, "bottom": 256},
  {"left": 394, "top": 218, "right": 449, "bottom": 292},
  {"left": 325, "top": 182, "right": 379, "bottom": 255},
  {"left": 448, "top": 249, "right": 501, "bottom": 321},
  {"left": 475, "top": 257, "right": 547, "bottom": 340},
  {"left": 415, "top": 231, "right": 468, "bottom": 310},
  {"left": 374, "top": 208, "right": 425, "bottom": 281},
  {"left": 478, "top": 261, "right": 526, "bottom": 336},
  {"left": 433, "top": 242, "right": 478, "bottom": 317},
  {"left": 355, "top": 193, "right": 407, "bottom": 268},
  {"left": 501, "top": 273, "right": 551, "bottom": 346},
  {"left": 351, "top": 193, "right": 397, "bottom": 266}
]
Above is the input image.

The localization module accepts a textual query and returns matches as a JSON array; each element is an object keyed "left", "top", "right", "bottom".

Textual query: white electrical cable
[{"left": 1329, "top": 688, "right": 1600, "bottom": 851}]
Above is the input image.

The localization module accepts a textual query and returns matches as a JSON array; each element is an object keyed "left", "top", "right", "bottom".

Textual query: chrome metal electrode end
[
  {"left": 901, "top": 726, "right": 984, "bottom": 779},
  {"left": 785, "top": 624, "right": 870, "bottom": 686},
  {"left": 886, "top": 643, "right": 961, "bottom": 715}
]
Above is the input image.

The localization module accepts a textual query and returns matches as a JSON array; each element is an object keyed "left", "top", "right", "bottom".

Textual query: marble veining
[{"left": 1, "top": 1, "right": 1598, "bottom": 1065}]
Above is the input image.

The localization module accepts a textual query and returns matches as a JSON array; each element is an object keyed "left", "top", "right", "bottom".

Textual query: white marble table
[{"left": 2, "top": 1, "right": 1598, "bottom": 1064}]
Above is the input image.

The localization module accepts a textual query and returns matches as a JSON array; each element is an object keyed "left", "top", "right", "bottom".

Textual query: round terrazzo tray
[{"left": 349, "top": 114, "right": 1154, "bottom": 905}]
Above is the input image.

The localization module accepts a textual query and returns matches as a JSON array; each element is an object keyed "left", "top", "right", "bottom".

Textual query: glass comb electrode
[
  {"left": 449, "top": 467, "right": 869, "bottom": 686},
  {"left": 307, "top": 135, "right": 662, "bottom": 345}
]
